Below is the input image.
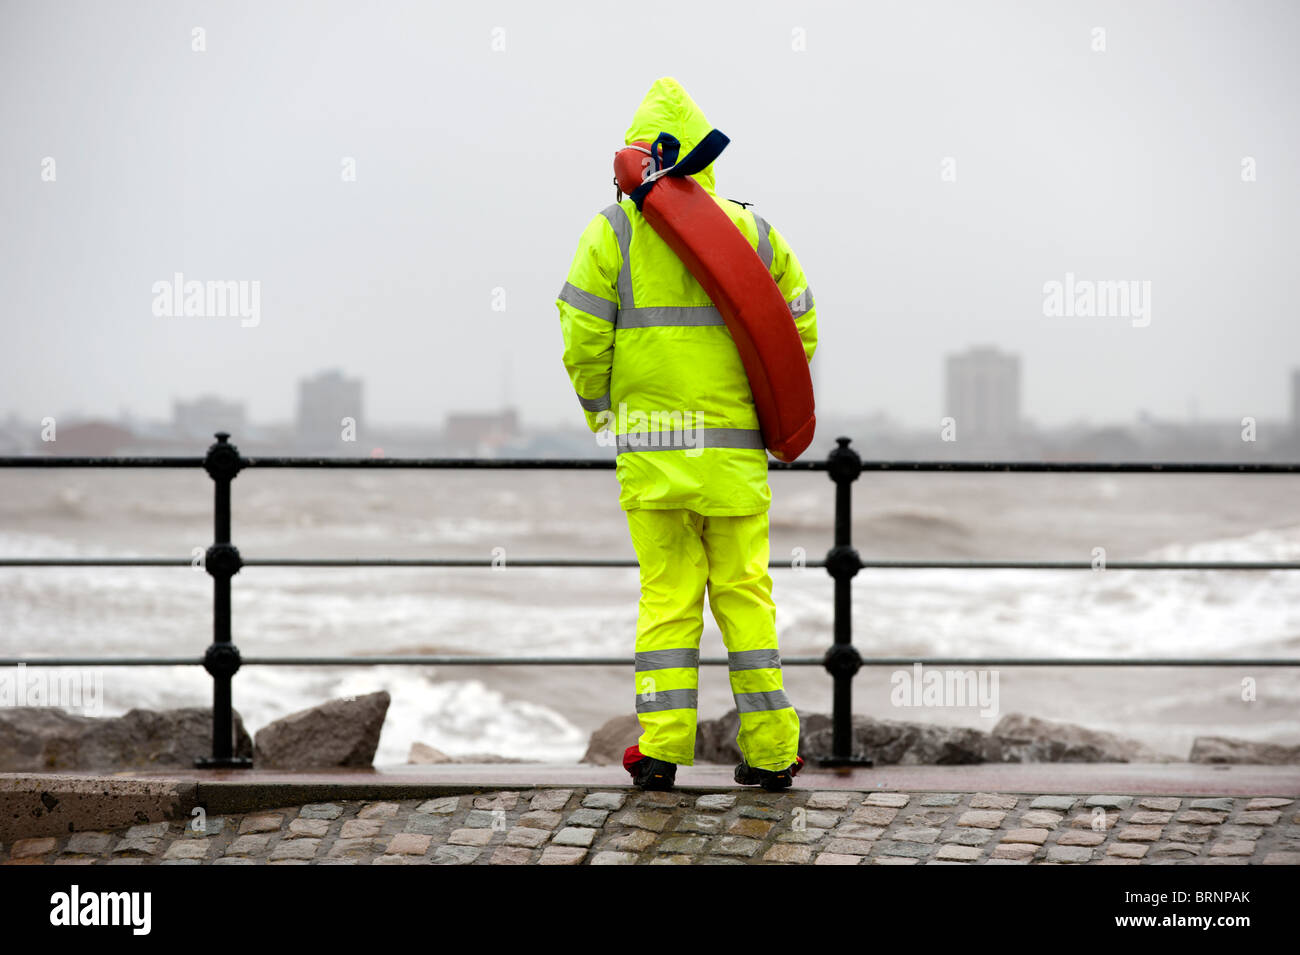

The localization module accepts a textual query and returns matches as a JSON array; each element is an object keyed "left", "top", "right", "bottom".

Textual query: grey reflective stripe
[
  {"left": 616, "top": 428, "right": 765, "bottom": 454},
  {"left": 617, "top": 305, "right": 724, "bottom": 328},
  {"left": 735, "top": 689, "right": 793, "bottom": 713},
  {"left": 577, "top": 392, "right": 610, "bottom": 413},
  {"left": 600, "top": 203, "right": 635, "bottom": 309},
  {"left": 727, "top": 649, "right": 782, "bottom": 671},
  {"left": 788, "top": 286, "right": 814, "bottom": 318},
  {"left": 635, "top": 648, "right": 700, "bottom": 671},
  {"left": 753, "top": 214, "right": 773, "bottom": 270},
  {"left": 636, "top": 688, "right": 698, "bottom": 712},
  {"left": 558, "top": 281, "right": 617, "bottom": 324}
]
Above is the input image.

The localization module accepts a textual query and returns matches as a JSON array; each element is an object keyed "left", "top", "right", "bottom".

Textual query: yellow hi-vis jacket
[{"left": 556, "top": 76, "right": 818, "bottom": 516}]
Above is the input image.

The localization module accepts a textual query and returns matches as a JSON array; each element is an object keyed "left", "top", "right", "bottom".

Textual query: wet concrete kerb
[{"left": 0, "top": 774, "right": 199, "bottom": 841}]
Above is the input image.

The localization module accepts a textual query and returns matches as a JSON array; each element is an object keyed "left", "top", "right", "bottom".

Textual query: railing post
[
  {"left": 816, "top": 436, "right": 872, "bottom": 767},
  {"left": 195, "top": 432, "right": 252, "bottom": 768}
]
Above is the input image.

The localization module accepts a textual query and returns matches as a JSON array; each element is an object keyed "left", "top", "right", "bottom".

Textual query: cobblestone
[
  {"left": 1178, "top": 810, "right": 1228, "bottom": 824},
  {"left": 815, "top": 852, "right": 861, "bottom": 865},
  {"left": 505, "top": 826, "right": 549, "bottom": 848},
  {"left": 1020, "top": 811, "right": 1064, "bottom": 829},
  {"left": 876, "top": 841, "right": 932, "bottom": 859},
  {"left": 863, "top": 793, "right": 910, "bottom": 808},
  {"left": 1085, "top": 795, "right": 1134, "bottom": 810},
  {"left": 920, "top": 793, "right": 963, "bottom": 807},
  {"left": 807, "top": 792, "right": 851, "bottom": 810},
  {"left": 530, "top": 790, "right": 574, "bottom": 812},
  {"left": 991, "top": 843, "right": 1037, "bottom": 861},
  {"left": 824, "top": 837, "right": 874, "bottom": 855},
  {"left": 1030, "top": 795, "right": 1078, "bottom": 812},
  {"left": 970, "top": 793, "right": 1019, "bottom": 810},
  {"left": 566, "top": 808, "right": 610, "bottom": 828},
  {"left": 696, "top": 794, "right": 738, "bottom": 812},
  {"left": 852, "top": 806, "right": 898, "bottom": 825},
  {"left": 1138, "top": 797, "right": 1182, "bottom": 812},
  {"left": 5, "top": 788, "right": 1290, "bottom": 865},
  {"left": 957, "top": 810, "right": 1006, "bottom": 828},
  {"left": 553, "top": 827, "right": 597, "bottom": 848},
  {"left": 583, "top": 792, "right": 627, "bottom": 811}
]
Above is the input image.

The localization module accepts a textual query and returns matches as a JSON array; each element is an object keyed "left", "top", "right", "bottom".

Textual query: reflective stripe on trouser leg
[
  {"left": 702, "top": 511, "right": 800, "bottom": 771},
  {"left": 625, "top": 507, "right": 708, "bottom": 766}
]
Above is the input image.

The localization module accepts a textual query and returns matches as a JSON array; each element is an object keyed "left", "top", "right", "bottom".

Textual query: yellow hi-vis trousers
[{"left": 625, "top": 507, "right": 799, "bottom": 770}]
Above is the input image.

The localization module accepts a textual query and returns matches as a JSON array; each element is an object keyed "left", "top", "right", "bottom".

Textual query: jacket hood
[{"left": 624, "top": 76, "right": 718, "bottom": 195}]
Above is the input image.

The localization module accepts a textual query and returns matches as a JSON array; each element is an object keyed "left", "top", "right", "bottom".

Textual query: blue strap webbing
[{"left": 629, "top": 128, "right": 730, "bottom": 210}]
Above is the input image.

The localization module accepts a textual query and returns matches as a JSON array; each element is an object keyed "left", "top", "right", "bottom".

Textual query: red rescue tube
[{"left": 613, "top": 143, "right": 816, "bottom": 462}]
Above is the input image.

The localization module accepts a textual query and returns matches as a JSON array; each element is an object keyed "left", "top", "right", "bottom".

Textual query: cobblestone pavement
[{"left": 2, "top": 789, "right": 1297, "bottom": 865}]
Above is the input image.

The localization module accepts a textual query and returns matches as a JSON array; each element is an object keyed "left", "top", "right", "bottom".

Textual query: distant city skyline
[
  {"left": 3, "top": 3, "right": 1298, "bottom": 435},
  {"left": 5, "top": 335, "right": 1298, "bottom": 434},
  {"left": 8, "top": 350, "right": 1300, "bottom": 437}
]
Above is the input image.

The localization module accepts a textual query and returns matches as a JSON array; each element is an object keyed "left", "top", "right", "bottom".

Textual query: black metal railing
[{"left": 2, "top": 432, "right": 1299, "bottom": 769}]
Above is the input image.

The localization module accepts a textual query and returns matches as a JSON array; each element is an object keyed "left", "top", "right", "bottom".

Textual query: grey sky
[{"left": 2, "top": 0, "right": 1298, "bottom": 432}]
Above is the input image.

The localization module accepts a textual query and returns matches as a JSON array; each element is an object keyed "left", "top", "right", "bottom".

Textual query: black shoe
[
  {"left": 624, "top": 746, "right": 677, "bottom": 791},
  {"left": 734, "top": 756, "right": 804, "bottom": 792},
  {"left": 631, "top": 756, "right": 677, "bottom": 791}
]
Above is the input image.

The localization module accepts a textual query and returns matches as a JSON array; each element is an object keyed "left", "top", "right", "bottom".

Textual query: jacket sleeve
[
  {"left": 556, "top": 212, "right": 621, "bottom": 432},
  {"left": 764, "top": 222, "right": 818, "bottom": 365}
]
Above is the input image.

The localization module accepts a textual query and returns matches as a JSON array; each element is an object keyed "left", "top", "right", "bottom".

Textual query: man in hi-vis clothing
[{"left": 555, "top": 77, "right": 817, "bottom": 792}]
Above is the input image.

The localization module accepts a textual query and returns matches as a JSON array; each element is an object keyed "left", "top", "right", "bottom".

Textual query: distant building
[
  {"left": 296, "top": 369, "right": 363, "bottom": 450},
  {"left": 945, "top": 346, "right": 1021, "bottom": 442},
  {"left": 445, "top": 408, "right": 520, "bottom": 454},
  {"left": 1291, "top": 369, "right": 1300, "bottom": 435},
  {"left": 0, "top": 414, "right": 30, "bottom": 454},
  {"left": 39, "top": 420, "right": 136, "bottom": 456},
  {"left": 172, "top": 395, "right": 246, "bottom": 441}
]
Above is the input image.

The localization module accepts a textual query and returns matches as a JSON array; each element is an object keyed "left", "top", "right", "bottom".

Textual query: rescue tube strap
[{"left": 629, "top": 128, "right": 731, "bottom": 211}]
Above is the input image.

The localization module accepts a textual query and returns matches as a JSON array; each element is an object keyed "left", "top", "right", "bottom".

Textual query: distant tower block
[
  {"left": 173, "top": 395, "right": 246, "bottom": 441},
  {"left": 1291, "top": 369, "right": 1300, "bottom": 435},
  {"left": 945, "top": 346, "right": 1021, "bottom": 441},
  {"left": 297, "top": 368, "right": 363, "bottom": 449}
]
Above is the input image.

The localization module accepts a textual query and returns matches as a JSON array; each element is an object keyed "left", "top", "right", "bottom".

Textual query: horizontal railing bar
[
  {"left": 245, "top": 656, "right": 1300, "bottom": 667},
  {"left": 2, "top": 557, "right": 1297, "bottom": 571},
  {"left": 3, "top": 456, "right": 1298, "bottom": 473},
  {"left": 0, "top": 558, "right": 197, "bottom": 567},
  {"left": 0, "top": 657, "right": 204, "bottom": 666},
  {"left": 2, "top": 656, "right": 1296, "bottom": 667},
  {"left": 0, "top": 457, "right": 206, "bottom": 468},
  {"left": 861, "top": 461, "right": 1300, "bottom": 473},
  {"left": 246, "top": 457, "right": 622, "bottom": 469},
  {"left": 0, "top": 457, "right": 624, "bottom": 470},
  {"left": 245, "top": 656, "right": 825, "bottom": 666},
  {"left": 0, "top": 557, "right": 820, "bottom": 568},
  {"left": 859, "top": 560, "right": 1300, "bottom": 570},
  {"left": 0, "top": 456, "right": 831, "bottom": 471}
]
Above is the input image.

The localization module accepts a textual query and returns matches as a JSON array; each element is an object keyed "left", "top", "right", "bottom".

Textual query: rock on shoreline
[
  {"left": 582, "top": 709, "right": 1296, "bottom": 765},
  {"left": 1189, "top": 735, "right": 1300, "bottom": 765},
  {"left": 0, "top": 706, "right": 253, "bottom": 771},
  {"left": 254, "top": 691, "right": 390, "bottom": 769}
]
